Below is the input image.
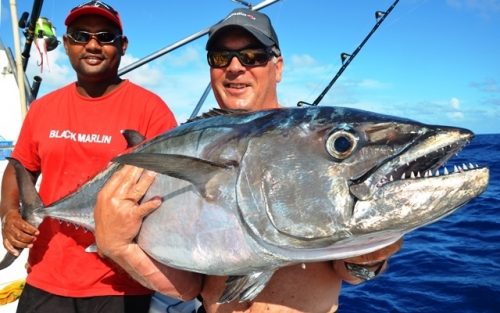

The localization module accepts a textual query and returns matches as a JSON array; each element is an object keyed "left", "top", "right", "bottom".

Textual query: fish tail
[
  {"left": 0, "top": 254, "right": 20, "bottom": 271},
  {"left": 0, "top": 158, "right": 44, "bottom": 270},
  {"left": 8, "top": 158, "right": 44, "bottom": 225}
]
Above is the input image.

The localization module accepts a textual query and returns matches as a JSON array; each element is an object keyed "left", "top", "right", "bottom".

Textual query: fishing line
[{"left": 297, "top": 0, "right": 400, "bottom": 107}]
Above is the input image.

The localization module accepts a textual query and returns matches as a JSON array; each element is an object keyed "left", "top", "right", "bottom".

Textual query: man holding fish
[{"left": 95, "top": 8, "right": 402, "bottom": 313}]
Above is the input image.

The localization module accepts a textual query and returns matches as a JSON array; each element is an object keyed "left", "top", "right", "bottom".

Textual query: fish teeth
[
  {"left": 401, "top": 172, "right": 406, "bottom": 180},
  {"left": 444, "top": 167, "right": 449, "bottom": 175},
  {"left": 410, "top": 171, "right": 415, "bottom": 179},
  {"left": 435, "top": 170, "right": 440, "bottom": 177},
  {"left": 417, "top": 171, "right": 421, "bottom": 178},
  {"left": 463, "top": 163, "right": 468, "bottom": 170}
]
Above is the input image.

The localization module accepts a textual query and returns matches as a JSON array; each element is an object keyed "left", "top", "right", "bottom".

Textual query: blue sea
[{"left": 339, "top": 134, "right": 500, "bottom": 313}]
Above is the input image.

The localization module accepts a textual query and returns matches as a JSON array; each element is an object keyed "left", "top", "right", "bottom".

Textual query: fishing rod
[
  {"left": 18, "top": 0, "right": 44, "bottom": 72},
  {"left": 297, "top": 0, "right": 400, "bottom": 107},
  {"left": 118, "top": 0, "right": 281, "bottom": 76}
]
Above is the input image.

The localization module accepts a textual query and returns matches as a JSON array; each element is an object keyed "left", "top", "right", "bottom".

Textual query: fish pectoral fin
[
  {"left": 121, "top": 129, "right": 145, "bottom": 148},
  {"left": 113, "top": 153, "right": 236, "bottom": 196},
  {"left": 218, "top": 270, "right": 275, "bottom": 304}
]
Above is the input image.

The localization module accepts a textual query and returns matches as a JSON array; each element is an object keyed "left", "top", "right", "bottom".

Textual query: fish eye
[{"left": 325, "top": 130, "right": 358, "bottom": 160}]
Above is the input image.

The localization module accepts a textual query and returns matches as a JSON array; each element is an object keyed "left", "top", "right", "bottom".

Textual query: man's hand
[
  {"left": 1, "top": 209, "right": 39, "bottom": 256},
  {"left": 1, "top": 162, "right": 39, "bottom": 257},
  {"left": 94, "top": 164, "right": 202, "bottom": 300},
  {"left": 94, "top": 164, "right": 161, "bottom": 259},
  {"left": 334, "top": 238, "right": 403, "bottom": 284}
]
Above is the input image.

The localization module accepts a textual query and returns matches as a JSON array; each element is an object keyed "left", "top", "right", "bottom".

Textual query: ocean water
[{"left": 339, "top": 134, "right": 500, "bottom": 313}]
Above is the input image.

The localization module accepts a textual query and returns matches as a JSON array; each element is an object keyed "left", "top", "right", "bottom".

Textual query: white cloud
[
  {"left": 448, "top": 111, "right": 465, "bottom": 120},
  {"left": 164, "top": 46, "right": 203, "bottom": 67},
  {"left": 289, "top": 54, "right": 318, "bottom": 68},
  {"left": 447, "top": 97, "right": 464, "bottom": 120},
  {"left": 357, "top": 79, "right": 389, "bottom": 90},
  {"left": 120, "top": 54, "right": 165, "bottom": 87},
  {"left": 25, "top": 40, "right": 73, "bottom": 94},
  {"left": 450, "top": 97, "right": 461, "bottom": 109},
  {"left": 446, "top": 0, "right": 500, "bottom": 18}
]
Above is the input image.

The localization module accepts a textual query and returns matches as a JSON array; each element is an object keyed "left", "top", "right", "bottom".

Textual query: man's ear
[
  {"left": 121, "top": 36, "right": 129, "bottom": 56},
  {"left": 62, "top": 35, "right": 70, "bottom": 54},
  {"left": 274, "top": 56, "right": 284, "bottom": 83}
]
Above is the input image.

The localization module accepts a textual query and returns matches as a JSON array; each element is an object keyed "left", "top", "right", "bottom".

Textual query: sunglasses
[
  {"left": 66, "top": 30, "right": 122, "bottom": 44},
  {"left": 207, "top": 47, "right": 277, "bottom": 68},
  {"left": 71, "top": 0, "right": 118, "bottom": 15}
]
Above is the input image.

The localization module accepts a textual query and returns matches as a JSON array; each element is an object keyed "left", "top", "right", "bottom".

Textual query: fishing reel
[{"left": 19, "top": 13, "right": 59, "bottom": 52}]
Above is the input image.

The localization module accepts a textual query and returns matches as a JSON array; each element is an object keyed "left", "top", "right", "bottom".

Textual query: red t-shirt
[{"left": 12, "top": 80, "right": 177, "bottom": 297}]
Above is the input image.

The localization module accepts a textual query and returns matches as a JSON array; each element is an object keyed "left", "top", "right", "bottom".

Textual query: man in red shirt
[{"left": 0, "top": 1, "right": 199, "bottom": 312}]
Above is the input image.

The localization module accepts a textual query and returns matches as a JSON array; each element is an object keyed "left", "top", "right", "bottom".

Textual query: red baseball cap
[{"left": 65, "top": 1, "right": 123, "bottom": 32}]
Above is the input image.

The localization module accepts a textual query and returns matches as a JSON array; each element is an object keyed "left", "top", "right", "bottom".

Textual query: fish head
[
  {"left": 349, "top": 125, "right": 489, "bottom": 236},
  {"left": 236, "top": 106, "right": 489, "bottom": 258}
]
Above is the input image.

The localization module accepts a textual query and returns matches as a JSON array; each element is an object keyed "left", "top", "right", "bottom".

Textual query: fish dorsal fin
[
  {"left": 121, "top": 129, "right": 145, "bottom": 148},
  {"left": 185, "top": 108, "right": 247, "bottom": 123},
  {"left": 218, "top": 271, "right": 275, "bottom": 303},
  {"left": 113, "top": 153, "right": 237, "bottom": 197}
]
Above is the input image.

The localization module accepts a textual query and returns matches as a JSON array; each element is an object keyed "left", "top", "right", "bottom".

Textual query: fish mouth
[
  {"left": 344, "top": 128, "right": 489, "bottom": 257},
  {"left": 350, "top": 128, "right": 485, "bottom": 200}
]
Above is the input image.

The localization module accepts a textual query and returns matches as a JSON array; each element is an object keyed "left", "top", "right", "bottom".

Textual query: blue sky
[{"left": 1, "top": 0, "right": 499, "bottom": 133}]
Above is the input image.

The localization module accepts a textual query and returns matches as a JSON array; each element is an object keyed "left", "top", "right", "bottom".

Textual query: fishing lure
[{"left": 34, "top": 17, "right": 59, "bottom": 72}]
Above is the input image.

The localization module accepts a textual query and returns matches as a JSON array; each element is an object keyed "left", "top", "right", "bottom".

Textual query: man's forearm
[{"left": 105, "top": 243, "right": 202, "bottom": 300}]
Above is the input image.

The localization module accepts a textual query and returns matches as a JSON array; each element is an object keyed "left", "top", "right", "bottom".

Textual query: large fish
[{"left": 0, "top": 106, "right": 489, "bottom": 302}]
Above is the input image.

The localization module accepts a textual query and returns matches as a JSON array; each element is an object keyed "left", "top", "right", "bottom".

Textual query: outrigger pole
[
  {"left": 9, "top": 0, "right": 27, "bottom": 119},
  {"left": 118, "top": 0, "right": 281, "bottom": 76},
  {"left": 297, "top": 0, "right": 400, "bottom": 107},
  {"left": 9, "top": 0, "right": 44, "bottom": 119}
]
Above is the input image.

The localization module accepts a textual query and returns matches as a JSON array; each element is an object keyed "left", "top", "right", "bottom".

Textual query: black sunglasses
[
  {"left": 71, "top": 0, "right": 118, "bottom": 15},
  {"left": 207, "top": 47, "right": 277, "bottom": 68},
  {"left": 66, "top": 30, "right": 122, "bottom": 44}
]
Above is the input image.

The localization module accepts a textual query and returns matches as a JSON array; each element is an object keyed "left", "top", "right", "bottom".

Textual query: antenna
[{"left": 297, "top": 0, "right": 400, "bottom": 107}]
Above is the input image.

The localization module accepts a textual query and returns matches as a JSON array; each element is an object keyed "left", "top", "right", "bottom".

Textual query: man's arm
[
  {"left": 0, "top": 162, "right": 39, "bottom": 256},
  {"left": 94, "top": 165, "right": 202, "bottom": 300}
]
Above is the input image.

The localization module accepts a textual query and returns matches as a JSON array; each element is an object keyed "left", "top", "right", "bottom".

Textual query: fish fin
[
  {"left": 0, "top": 253, "right": 19, "bottom": 270},
  {"left": 218, "top": 271, "right": 275, "bottom": 303},
  {"left": 113, "top": 153, "right": 236, "bottom": 196},
  {"left": 8, "top": 158, "right": 44, "bottom": 221},
  {"left": 1, "top": 159, "right": 44, "bottom": 270},
  {"left": 185, "top": 108, "right": 248, "bottom": 123},
  {"left": 84, "top": 244, "right": 98, "bottom": 253},
  {"left": 121, "top": 129, "right": 145, "bottom": 148}
]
